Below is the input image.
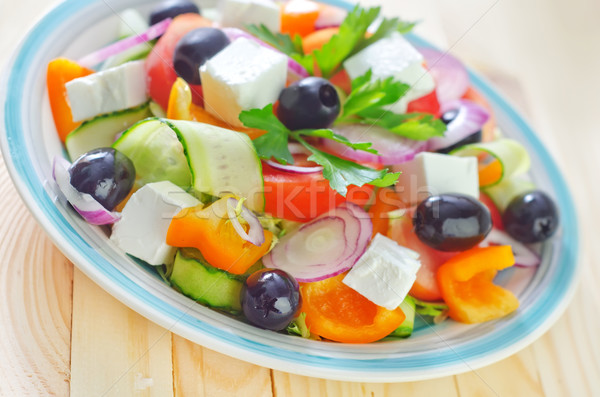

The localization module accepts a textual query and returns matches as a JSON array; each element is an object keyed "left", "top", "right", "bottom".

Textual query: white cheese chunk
[
  {"left": 200, "top": 37, "right": 287, "bottom": 127},
  {"left": 343, "top": 32, "right": 435, "bottom": 113},
  {"left": 66, "top": 60, "right": 148, "bottom": 122},
  {"left": 343, "top": 234, "right": 421, "bottom": 310},
  {"left": 220, "top": 0, "right": 281, "bottom": 33},
  {"left": 393, "top": 152, "right": 479, "bottom": 205},
  {"left": 110, "top": 181, "right": 200, "bottom": 266}
]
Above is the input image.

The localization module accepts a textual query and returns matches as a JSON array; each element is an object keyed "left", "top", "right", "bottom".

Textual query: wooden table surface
[{"left": 2, "top": 0, "right": 599, "bottom": 396}]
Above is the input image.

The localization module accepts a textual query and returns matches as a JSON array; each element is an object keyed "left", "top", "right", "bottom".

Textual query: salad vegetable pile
[{"left": 46, "top": 0, "right": 560, "bottom": 343}]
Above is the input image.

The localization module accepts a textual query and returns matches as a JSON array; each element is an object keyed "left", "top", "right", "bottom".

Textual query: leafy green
[
  {"left": 247, "top": 6, "right": 416, "bottom": 79},
  {"left": 337, "top": 71, "right": 446, "bottom": 141},
  {"left": 297, "top": 137, "right": 399, "bottom": 197},
  {"left": 298, "top": 128, "right": 377, "bottom": 154},
  {"left": 351, "top": 17, "right": 417, "bottom": 55},
  {"left": 239, "top": 106, "right": 399, "bottom": 196},
  {"left": 412, "top": 297, "right": 449, "bottom": 317},
  {"left": 238, "top": 105, "right": 293, "bottom": 164},
  {"left": 246, "top": 24, "right": 304, "bottom": 56},
  {"left": 286, "top": 312, "right": 311, "bottom": 338}
]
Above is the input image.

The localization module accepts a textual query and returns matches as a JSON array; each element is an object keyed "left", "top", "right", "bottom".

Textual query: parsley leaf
[
  {"left": 246, "top": 24, "right": 304, "bottom": 56},
  {"left": 298, "top": 128, "right": 378, "bottom": 154},
  {"left": 297, "top": 137, "right": 399, "bottom": 197},
  {"left": 352, "top": 17, "right": 417, "bottom": 55},
  {"left": 238, "top": 105, "right": 293, "bottom": 164},
  {"left": 337, "top": 71, "right": 447, "bottom": 141}
]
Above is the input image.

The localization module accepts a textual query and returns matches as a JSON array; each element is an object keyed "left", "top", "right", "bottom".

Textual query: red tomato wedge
[
  {"left": 145, "top": 13, "right": 212, "bottom": 110},
  {"left": 406, "top": 89, "right": 441, "bottom": 117},
  {"left": 387, "top": 212, "right": 456, "bottom": 301},
  {"left": 479, "top": 192, "right": 504, "bottom": 230},
  {"left": 262, "top": 160, "right": 375, "bottom": 222}
]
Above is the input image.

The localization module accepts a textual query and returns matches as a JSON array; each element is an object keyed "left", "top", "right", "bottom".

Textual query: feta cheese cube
[
  {"left": 66, "top": 60, "right": 148, "bottom": 122},
  {"left": 343, "top": 32, "right": 435, "bottom": 113},
  {"left": 220, "top": 0, "right": 281, "bottom": 32},
  {"left": 110, "top": 181, "right": 201, "bottom": 266},
  {"left": 393, "top": 152, "right": 479, "bottom": 204},
  {"left": 343, "top": 234, "right": 421, "bottom": 310},
  {"left": 200, "top": 37, "right": 287, "bottom": 127}
]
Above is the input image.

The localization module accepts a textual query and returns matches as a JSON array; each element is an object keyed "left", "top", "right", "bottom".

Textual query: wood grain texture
[
  {"left": 0, "top": 154, "right": 73, "bottom": 397},
  {"left": 172, "top": 335, "right": 272, "bottom": 397},
  {"left": 70, "top": 269, "right": 173, "bottom": 397}
]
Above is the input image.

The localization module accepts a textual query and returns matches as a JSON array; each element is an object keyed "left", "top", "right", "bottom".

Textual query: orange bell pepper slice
[
  {"left": 281, "top": 0, "right": 321, "bottom": 37},
  {"left": 166, "top": 78, "right": 266, "bottom": 140},
  {"left": 46, "top": 58, "right": 94, "bottom": 142},
  {"left": 166, "top": 197, "right": 273, "bottom": 275},
  {"left": 367, "top": 188, "right": 406, "bottom": 239},
  {"left": 300, "top": 273, "right": 406, "bottom": 343},
  {"left": 437, "top": 246, "right": 519, "bottom": 324}
]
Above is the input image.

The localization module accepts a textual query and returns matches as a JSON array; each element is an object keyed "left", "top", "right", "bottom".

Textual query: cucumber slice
[
  {"left": 113, "top": 118, "right": 192, "bottom": 189},
  {"left": 483, "top": 177, "right": 536, "bottom": 212},
  {"left": 451, "top": 138, "right": 531, "bottom": 187},
  {"left": 65, "top": 102, "right": 151, "bottom": 160},
  {"left": 165, "top": 119, "right": 265, "bottom": 212},
  {"left": 388, "top": 296, "right": 416, "bottom": 338},
  {"left": 170, "top": 249, "right": 244, "bottom": 314}
]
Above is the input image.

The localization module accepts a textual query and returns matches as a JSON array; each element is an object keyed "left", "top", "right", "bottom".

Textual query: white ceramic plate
[{"left": 0, "top": 0, "right": 580, "bottom": 382}]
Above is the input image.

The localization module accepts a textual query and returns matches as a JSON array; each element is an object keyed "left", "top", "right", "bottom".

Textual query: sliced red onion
[
  {"left": 427, "top": 99, "right": 490, "bottom": 152},
  {"left": 52, "top": 157, "right": 120, "bottom": 225},
  {"left": 78, "top": 18, "right": 172, "bottom": 68},
  {"left": 481, "top": 228, "right": 541, "bottom": 267},
  {"left": 226, "top": 197, "right": 265, "bottom": 246},
  {"left": 263, "top": 204, "right": 371, "bottom": 282},
  {"left": 314, "top": 5, "right": 347, "bottom": 29},
  {"left": 265, "top": 160, "right": 323, "bottom": 174},
  {"left": 418, "top": 47, "right": 469, "bottom": 104},
  {"left": 322, "top": 124, "right": 428, "bottom": 165},
  {"left": 222, "top": 27, "right": 309, "bottom": 80}
]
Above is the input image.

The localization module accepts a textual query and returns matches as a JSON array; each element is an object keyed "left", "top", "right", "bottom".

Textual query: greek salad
[{"left": 46, "top": 0, "right": 559, "bottom": 343}]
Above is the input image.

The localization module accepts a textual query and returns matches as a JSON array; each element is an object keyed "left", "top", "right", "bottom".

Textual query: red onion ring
[
  {"left": 322, "top": 124, "right": 428, "bottom": 165},
  {"left": 52, "top": 157, "right": 120, "bottom": 225},
  {"left": 263, "top": 204, "right": 372, "bottom": 282},
  {"left": 265, "top": 160, "right": 323, "bottom": 174},
  {"left": 418, "top": 47, "right": 469, "bottom": 104},
  {"left": 480, "top": 228, "right": 541, "bottom": 267},
  {"left": 78, "top": 18, "right": 172, "bottom": 68},
  {"left": 427, "top": 99, "right": 490, "bottom": 152},
  {"left": 226, "top": 197, "right": 265, "bottom": 246}
]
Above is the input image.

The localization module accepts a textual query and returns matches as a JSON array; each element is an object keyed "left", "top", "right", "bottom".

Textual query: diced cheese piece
[
  {"left": 343, "top": 234, "right": 421, "bottom": 310},
  {"left": 66, "top": 60, "right": 148, "bottom": 122},
  {"left": 343, "top": 32, "right": 435, "bottom": 113},
  {"left": 220, "top": 0, "right": 281, "bottom": 33},
  {"left": 200, "top": 37, "right": 287, "bottom": 127},
  {"left": 110, "top": 181, "right": 200, "bottom": 266},
  {"left": 393, "top": 152, "right": 479, "bottom": 204}
]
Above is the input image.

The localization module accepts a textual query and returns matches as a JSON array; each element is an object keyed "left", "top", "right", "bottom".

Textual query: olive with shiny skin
[
  {"left": 241, "top": 268, "right": 301, "bottom": 331},
  {"left": 149, "top": 0, "right": 200, "bottom": 26},
  {"left": 436, "top": 108, "right": 483, "bottom": 154},
  {"left": 413, "top": 193, "right": 492, "bottom": 252},
  {"left": 276, "top": 77, "right": 340, "bottom": 130},
  {"left": 69, "top": 148, "right": 135, "bottom": 211},
  {"left": 173, "top": 28, "right": 230, "bottom": 85},
  {"left": 503, "top": 190, "right": 559, "bottom": 243}
]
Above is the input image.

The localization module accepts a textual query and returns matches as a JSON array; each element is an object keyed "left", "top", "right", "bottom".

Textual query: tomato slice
[
  {"left": 387, "top": 212, "right": 456, "bottom": 301},
  {"left": 145, "top": 14, "right": 212, "bottom": 110},
  {"left": 479, "top": 192, "right": 504, "bottom": 230},
  {"left": 406, "top": 89, "right": 441, "bottom": 117},
  {"left": 262, "top": 158, "right": 376, "bottom": 222},
  {"left": 300, "top": 273, "right": 405, "bottom": 343}
]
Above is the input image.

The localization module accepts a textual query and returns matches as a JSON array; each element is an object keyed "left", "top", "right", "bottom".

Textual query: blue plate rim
[{"left": 0, "top": 0, "right": 580, "bottom": 382}]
